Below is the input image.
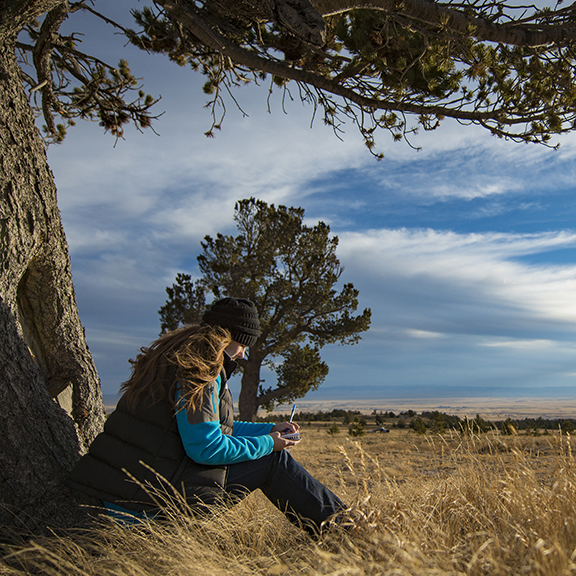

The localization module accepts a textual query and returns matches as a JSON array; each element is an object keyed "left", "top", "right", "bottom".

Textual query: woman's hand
[
  {"left": 269, "top": 431, "right": 300, "bottom": 451},
  {"left": 271, "top": 421, "right": 300, "bottom": 435}
]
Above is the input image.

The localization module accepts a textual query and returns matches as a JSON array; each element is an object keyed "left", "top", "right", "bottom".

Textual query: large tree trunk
[
  {"left": 238, "top": 358, "right": 262, "bottom": 421},
  {"left": 0, "top": 6, "right": 105, "bottom": 533}
]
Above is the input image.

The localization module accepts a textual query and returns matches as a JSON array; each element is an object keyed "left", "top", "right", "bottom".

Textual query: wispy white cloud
[
  {"left": 337, "top": 228, "right": 576, "bottom": 335},
  {"left": 479, "top": 338, "right": 556, "bottom": 349},
  {"left": 378, "top": 169, "right": 521, "bottom": 202},
  {"left": 404, "top": 329, "right": 446, "bottom": 339},
  {"left": 84, "top": 328, "right": 146, "bottom": 348},
  {"left": 51, "top": 80, "right": 372, "bottom": 255},
  {"left": 427, "top": 182, "right": 514, "bottom": 201}
]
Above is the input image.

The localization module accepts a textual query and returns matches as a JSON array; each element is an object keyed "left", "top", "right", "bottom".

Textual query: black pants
[{"left": 225, "top": 450, "right": 345, "bottom": 535}]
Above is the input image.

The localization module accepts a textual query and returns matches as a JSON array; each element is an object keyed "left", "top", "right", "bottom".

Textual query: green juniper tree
[
  {"left": 431, "top": 411, "right": 445, "bottom": 434},
  {"left": 348, "top": 417, "right": 366, "bottom": 437},
  {"left": 411, "top": 416, "right": 427, "bottom": 435},
  {"left": 159, "top": 198, "right": 371, "bottom": 421},
  {"left": 327, "top": 422, "right": 340, "bottom": 435}
]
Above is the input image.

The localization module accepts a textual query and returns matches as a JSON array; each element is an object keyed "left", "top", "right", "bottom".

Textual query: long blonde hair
[{"left": 120, "top": 324, "right": 232, "bottom": 411}]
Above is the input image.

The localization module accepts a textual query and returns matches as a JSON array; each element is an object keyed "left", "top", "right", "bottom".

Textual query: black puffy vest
[{"left": 67, "top": 362, "right": 235, "bottom": 513}]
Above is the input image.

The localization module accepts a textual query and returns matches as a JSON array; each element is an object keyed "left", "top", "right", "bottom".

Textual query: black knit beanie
[{"left": 201, "top": 297, "right": 261, "bottom": 348}]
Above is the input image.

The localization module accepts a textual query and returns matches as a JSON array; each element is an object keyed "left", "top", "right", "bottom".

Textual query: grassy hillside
[{"left": 3, "top": 424, "right": 576, "bottom": 575}]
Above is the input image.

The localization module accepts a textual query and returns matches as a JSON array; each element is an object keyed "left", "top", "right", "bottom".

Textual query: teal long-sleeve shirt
[{"left": 175, "top": 375, "right": 274, "bottom": 465}]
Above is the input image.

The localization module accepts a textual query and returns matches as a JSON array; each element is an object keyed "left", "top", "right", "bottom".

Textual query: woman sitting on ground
[{"left": 68, "top": 297, "right": 345, "bottom": 535}]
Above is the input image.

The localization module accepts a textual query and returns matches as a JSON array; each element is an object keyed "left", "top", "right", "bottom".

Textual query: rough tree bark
[
  {"left": 0, "top": 1, "right": 105, "bottom": 533},
  {"left": 237, "top": 354, "right": 264, "bottom": 422}
]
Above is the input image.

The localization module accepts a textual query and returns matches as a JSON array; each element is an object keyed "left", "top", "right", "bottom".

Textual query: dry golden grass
[{"left": 3, "top": 425, "right": 576, "bottom": 575}]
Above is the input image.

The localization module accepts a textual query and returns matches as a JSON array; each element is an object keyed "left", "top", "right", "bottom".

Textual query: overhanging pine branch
[
  {"left": 311, "top": 0, "right": 576, "bottom": 47},
  {"left": 158, "top": 0, "right": 514, "bottom": 123}
]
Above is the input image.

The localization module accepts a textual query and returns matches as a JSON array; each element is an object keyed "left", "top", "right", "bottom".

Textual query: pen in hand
[{"left": 289, "top": 404, "right": 296, "bottom": 430}]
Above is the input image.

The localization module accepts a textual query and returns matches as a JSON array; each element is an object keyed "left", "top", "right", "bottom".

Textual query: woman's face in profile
[{"left": 224, "top": 341, "right": 247, "bottom": 360}]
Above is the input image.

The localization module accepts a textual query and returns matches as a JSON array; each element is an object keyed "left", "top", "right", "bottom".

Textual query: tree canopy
[
  {"left": 159, "top": 198, "right": 371, "bottom": 420},
  {"left": 18, "top": 0, "right": 576, "bottom": 155}
]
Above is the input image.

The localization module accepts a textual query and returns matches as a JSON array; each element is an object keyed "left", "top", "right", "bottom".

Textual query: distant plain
[
  {"left": 103, "top": 395, "right": 576, "bottom": 420},
  {"left": 273, "top": 397, "right": 576, "bottom": 420}
]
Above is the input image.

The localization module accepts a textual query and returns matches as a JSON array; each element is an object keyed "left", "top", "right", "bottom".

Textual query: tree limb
[
  {"left": 158, "top": 0, "right": 517, "bottom": 123},
  {"left": 32, "top": 0, "right": 69, "bottom": 134},
  {"left": 0, "top": 0, "right": 65, "bottom": 38},
  {"left": 310, "top": 0, "right": 576, "bottom": 47},
  {"left": 257, "top": 385, "right": 291, "bottom": 405}
]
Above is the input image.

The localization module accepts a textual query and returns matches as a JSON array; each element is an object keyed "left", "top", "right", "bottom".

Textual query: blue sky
[{"left": 44, "top": 1, "right": 576, "bottom": 406}]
